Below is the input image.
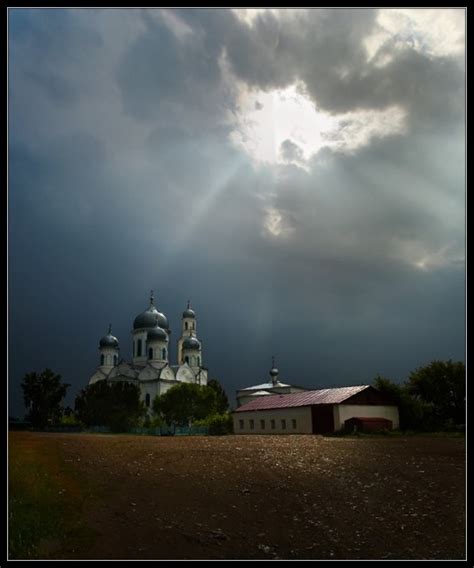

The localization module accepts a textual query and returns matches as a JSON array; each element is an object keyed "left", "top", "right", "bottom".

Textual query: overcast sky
[{"left": 8, "top": 8, "right": 465, "bottom": 416}]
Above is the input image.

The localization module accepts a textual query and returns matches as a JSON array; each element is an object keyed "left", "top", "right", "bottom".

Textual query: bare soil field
[{"left": 9, "top": 431, "right": 465, "bottom": 560}]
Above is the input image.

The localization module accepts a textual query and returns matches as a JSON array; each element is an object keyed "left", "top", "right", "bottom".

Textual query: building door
[{"left": 311, "top": 405, "right": 334, "bottom": 434}]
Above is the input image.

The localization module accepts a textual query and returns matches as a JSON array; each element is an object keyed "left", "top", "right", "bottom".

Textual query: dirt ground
[{"left": 9, "top": 432, "right": 466, "bottom": 560}]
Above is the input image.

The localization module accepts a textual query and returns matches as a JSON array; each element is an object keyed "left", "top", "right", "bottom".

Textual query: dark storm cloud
[{"left": 8, "top": 8, "right": 465, "bottom": 416}]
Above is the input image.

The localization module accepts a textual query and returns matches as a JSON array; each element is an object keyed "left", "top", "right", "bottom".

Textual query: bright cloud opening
[{"left": 230, "top": 84, "right": 408, "bottom": 167}]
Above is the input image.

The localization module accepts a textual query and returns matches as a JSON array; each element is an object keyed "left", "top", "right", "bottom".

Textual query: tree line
[
  {"left": 373, "top": 359, "right": 465, "bottom": 431},
  {"left": 19, "top": 369, "right": 232, "bottom": 434},
  {"left": 17, "top": 359, "right": 465, "bottom": 434}
]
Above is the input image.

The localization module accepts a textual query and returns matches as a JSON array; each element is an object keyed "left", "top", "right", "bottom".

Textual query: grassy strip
[{"left": 9, "top": 433, "right": 95, "bottom": 559}]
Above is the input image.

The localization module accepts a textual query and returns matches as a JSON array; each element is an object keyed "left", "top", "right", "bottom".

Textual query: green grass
[{"left": 9, "top": 434, "right": 96, "bottom": 559}]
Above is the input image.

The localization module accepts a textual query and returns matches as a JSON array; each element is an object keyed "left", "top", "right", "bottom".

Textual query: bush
[
  {"left": 194, "top": 413, "right": 233, "bottom": 435},
  {"left": 59, "top": 414, "right": 82, "bottom": 427}
]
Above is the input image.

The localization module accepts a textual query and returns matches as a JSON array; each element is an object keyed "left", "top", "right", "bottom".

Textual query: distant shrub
[
  {"left": 59, "top": 413, "right": 81, "bottom": 427},
  {"left": 194, "top": 413, "right": 233, "bottom": 435}
]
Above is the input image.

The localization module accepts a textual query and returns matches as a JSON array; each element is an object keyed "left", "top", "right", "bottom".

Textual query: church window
[
  {"left": 197, "top": 356, "right": 200, "bottom": 366},
  {"left": 260, "top": 420, "right": 265, "bottom": 430},
  {"left": 145, "top": 393, "right": 150, "bottom": 408},
  {"left": 162, "top": 348, "right": 166, "bottom": 360},
  {"left": 137, "top": 339, "right": 142, "bottom": 357},
  {"left": 148, "top": 348, "right": 153, "bottom": 360},
  {"left": 249, "top": 419, "right": 255, "bottom": 430},
  {"left": 192, "top": 322, "right": 195, "bottom": 330},
  {"left": 271, "top": 419, "right": 275, "bottom": 429},
  {"left": 185, "top": 356, "right": 189, "bottom": 364},
  {"left": 100, "top": 354, "right": 104, "bottom": 366},
  {"left": 114, "top": 355, "right": 117, "bottom": 366},
  {"left": 281, "top": 419, "right": 286, "bottom": 430},
  {"left": 239, "top": 420, "right": 244, "bottom": 430},
  {"left": 292, "top": 419, "right": 297, "bottom": 429},
  {"left": 185, "top": 322, "right": 188, "bottom": 330}
]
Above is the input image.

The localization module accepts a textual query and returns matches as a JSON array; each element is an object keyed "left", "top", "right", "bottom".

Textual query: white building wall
[
  {"left": 182, "top": 349, "right": 202, "bottom": 368},
  {"left": 139, "top": 381, "right": 161, "bottom": 414},
  {"left": 178, "top": 318, "right": 197, "bottom": 364},
  {"left": 99, "top": 346, "right": 119, "bottom": 370},
  {"left": 132, "top": 330, "right": 149, "bottom": 365},
  {"left": 233, "top": 407, "right": 313, "bottom": 434},
  {"left": 147, "top": 339, "right": 168, "bottom": 362},
  {"left": 335, "top": 404, "right": 399, "bottom": 430}
]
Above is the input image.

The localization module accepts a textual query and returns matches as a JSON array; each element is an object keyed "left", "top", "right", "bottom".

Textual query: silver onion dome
[
  {"left": 182, "top": 335, "right": 201, "bottom": 350},
  {"left": 269, "top": 356, "right": 279, "bottom": 377},
  {"left": 182, "top": 300, "right": 196, "bottom": 319},
  {"left": 133, "top": 291, "right": 169, "bottom": 330},
  {"left": 99, "top": 324, "right": 119, "bottom": 348},
  {"left": 147, "top": 319, "right": 169, "bottom": 343}
]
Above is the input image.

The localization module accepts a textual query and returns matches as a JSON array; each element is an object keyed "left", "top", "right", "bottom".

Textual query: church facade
[{"left": 88, "top": 292, "right": 208, "bottom": 413}]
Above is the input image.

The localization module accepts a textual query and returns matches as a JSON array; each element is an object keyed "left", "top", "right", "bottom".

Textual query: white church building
[{"left": 88, "top": 292, "right": 208, "bottom": 412}]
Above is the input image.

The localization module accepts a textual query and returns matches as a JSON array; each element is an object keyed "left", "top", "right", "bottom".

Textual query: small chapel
[{"left": 88, "top": 291, "right": 208, "bottom": 412}]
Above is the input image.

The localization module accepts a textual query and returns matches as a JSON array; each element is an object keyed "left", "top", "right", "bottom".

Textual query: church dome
[
  {"left": 133, "top": 292, "right": 169, "bottom": 330},
  {"left": 99, "top": 325, "right": 119, "bottom": 348},
  {"left": 182, "top": 301, "right": 195, "bottom": 319},
  {"left": 182, "top": 336, "right": 201, "bottom": 350},
  {"left": 147, "top": 325, "right": 168, "bottom": 343},
  {"left": 269, "top": 367, "right": 279, "bottom": 377}
]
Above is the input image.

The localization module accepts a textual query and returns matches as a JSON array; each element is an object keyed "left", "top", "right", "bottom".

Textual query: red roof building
[{"left": 233, "top": 385, "right": 399, "bottom": 434}]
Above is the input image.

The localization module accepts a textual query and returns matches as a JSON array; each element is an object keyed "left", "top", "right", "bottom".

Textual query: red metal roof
[{"left": 235, "top": 385, "right": 371, "bottom": 412}]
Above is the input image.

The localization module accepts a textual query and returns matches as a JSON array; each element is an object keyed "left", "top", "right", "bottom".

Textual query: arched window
[
  {"left": 148, "top": 348, "right": 153, "bottom": 360},
  {"left": 197, "top": 356, "right": 200, "bottom": 366},
  {"left": 137, "top": 339, "right": 142, "bottom": 357},
  {"left": 185, "top": 356, "right": 189, "bottom": 364},
  {"left": 145, "top": 393, "right": 150, "bottom": 408},
  {"left": 192, "top": 322, "right": 195, "bottom": 330},
  {"left": 162, "top": 348, "right": 166, "bottom": 360},
  {"left": 185, "top": 322, "right": 188, "bottom": 330},
  {"left": 114, "top": 355, "right": 118, "bottom": 366},
  {"left": 100, "top": 354, "right": 104, "bottom": 365}
]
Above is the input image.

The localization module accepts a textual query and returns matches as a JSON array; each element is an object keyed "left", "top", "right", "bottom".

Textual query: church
[{"left": 88, "top": 292, "right": 208, "bottom": 413}]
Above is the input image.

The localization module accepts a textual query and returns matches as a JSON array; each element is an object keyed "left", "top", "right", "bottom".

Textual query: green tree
[
  {"left": 153, "top": 383, "right": 218, "bottom": 426},
  {"left": 207, "top": 378, "right": 230, "bottom": 413},
  {"left": 75, "top": 381, "right": 145, "bottom": 432},
  {"left": 21, "top": 369, "right": 70, "bottom": 428},
  {"left": 406, "top": 360, "right": 465, "bottom": 428},
  {"left": 373, "top": 374, "right": 425, "bottom": 431}
]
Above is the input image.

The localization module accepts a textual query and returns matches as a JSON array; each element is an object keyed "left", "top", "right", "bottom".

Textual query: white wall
[
  {"left": 147, "top": 339, "right": 168, "bottom": 362},
  {"left": 178, "top": 318, "right": 197, "bottom": 364},
  {"left": 132, "top": 331, "right": 148, "bottom": 365},
  {"left": 335, "top": 405, "right": 400, "bottom": 430},
  {"left": 233, "top": 407, "right": 313, "bottom": 434},
  {"left": 182, "top": 349, "right": 202, "bottom": 368},
  {"left": 99, "top": 346, "right": 118, "bottom": 369}
]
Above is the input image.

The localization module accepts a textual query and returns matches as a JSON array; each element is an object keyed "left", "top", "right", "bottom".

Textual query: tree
[
  {"left": 153, "top": 383, "right": 218, "bottom": 426},
  {"left": 372, "top": 374, "right": 425, "bottom": 431},
  {"left": 406, "top": 360, "right": 465, "bottom": 428},
  {"left": 75, "top": 380, "right": 145, "bottom": 432},
  {"left": 21, "top": 368, "right": 70, "bottom": 428},
  {"left": 207, "top": 378, "right": 230, "bottom": 413}
]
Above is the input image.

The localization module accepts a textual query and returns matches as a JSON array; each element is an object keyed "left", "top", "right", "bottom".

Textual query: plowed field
[{"left": 8, "top": 431, "right": 465, "bottom": 560}]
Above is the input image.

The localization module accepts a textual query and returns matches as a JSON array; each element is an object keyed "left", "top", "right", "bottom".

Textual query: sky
[{"left": 8, "top": 8, "right": 465, "bottom": 416}]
